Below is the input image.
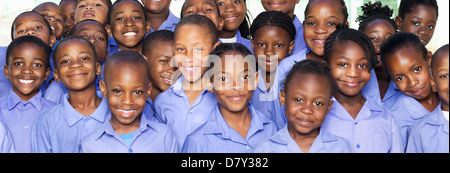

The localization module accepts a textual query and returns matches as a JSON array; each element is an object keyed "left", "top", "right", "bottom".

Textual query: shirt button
[
  {"left": 24, "top": 126, "right": 29, "bottom": 129},
  {"left": 129, "top": 149, "right": 133, "bottom": 153},
  {"left": 246, "top": 145, "right": 250, "bottom": 150},
  {"left": 356, "top": 144, "right": 360, "bottom": 148},
  {"left": 354, "top": 122, "right": 358, "bottom": 125}
]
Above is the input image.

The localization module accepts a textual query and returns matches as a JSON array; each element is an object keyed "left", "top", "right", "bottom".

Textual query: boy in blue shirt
[
  {"left": 0, "top": 36, "right": 56, "bottom": 153},
  {"left": 81, "top": 50, "right": 178, "bottom": 153},
  {"left": 182, "top": 43, "right": 277, "bottom": 153},
  {"left": 141, "top": 0, "right": 179, "bottom": 32},
  {"left": 0, "top": 120, "right": 14, "bottom": 153},
  {"left": 31, "top": 36, "right": 107, "bottom": 153},
  {"left": 406, "top": 44, "right": 449, "bottom": 153},
  {"left": 154, "top": 14, "right": 221, "bottom": 147}
]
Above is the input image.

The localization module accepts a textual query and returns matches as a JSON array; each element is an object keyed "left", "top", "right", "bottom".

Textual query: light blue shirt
[
  {"left": 390, "top": 93, "right": 432, "bottom": 151},
  {"left": 0, "top": 46, "right": 10, "bottom": 99},
  {"left": 220, "top": 30, "right": 253, "bottom": 53},
  {"left": 362, "top": 70, "right": 402, "bottom": 108},
  {"left": 0, "top": 120, "right": 15, "bottom": 153},
  {"left": 154, "top": 76, "right": 218, "bottom": 147},
  {"left": 31, "top": 93, "right": 109, "bottom": 153},
  {"left": 321, "top": 94, "right": 403, "bottom": 153},
  {"left": 406, "top": 105, "right": 449, "bottom": 153},
  {"left": 182, "top": 104, "right": 277, "bottom": 153},
  {"left": 80, "top": 112, "right": 179, "bottom": 153},
  {"left": 43, "top": 78, "right": 102, "bottom": 104},
  {"left": 292, "top": 15, "right": 307, "bottom": 55},
  {"left": 0, "top": 90, "right": 56, "bottom": 153},
  {"left": 150, "top": 10, "right": 180, "bottom": 33},
  {"left": 255, "top": 125, "right": 351, "bottom": 153}
]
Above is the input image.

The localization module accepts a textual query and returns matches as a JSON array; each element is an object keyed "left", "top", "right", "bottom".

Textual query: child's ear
[
  {"left": 344, "top": 21, "right": 349, "bottom": 27},
  {"left": 99, "top": 80, "right": 107, "bottom": 98},
  {"left": 105, "top": 25, "right": 113, "bottom": 37},
  {"left": 145, "top": 20, "right": 151, "bottom": 34},
  {"left": 3, "top": 65, "right": 9, "bottom": 79},
  {"left": 213, "top": 41, "right": 222, "bottom": 50},
  {"left": 53, "top": 69, "right": 60, "bottom": 82},
  {"left": 217, "top": 18, "right": 224, "bottom": 32},
  {"left": 326, "top": 100, "right": 334, "bottom": 115},
  {"left": 429, "top": 74, "right": 438, "bottom": 93},
  {"left": 146, "top": 82, "right": 152, "bottom": 96},
  {"left": 288, "top": 40, "right": 295, "bottom": 55},
  {"left": 279, "top": 90, "right": 286, "bottom": 107},
  {"left": 427, "top": 51, "right": 433, "bottom": 65},
  {"left": 142, "top": 55, "right": 148, "bottom": 61},
  {"left": 44, "top": 67, "right": 50, "bottom": 80},
  {"left": 395, "top": 16, "right": 403, "bottom": 31},
  {"left": 95, "top": 62, "right": 102, "bottom": 76},
  {"left": 49, "top": 35, "right": 56, "bottom": 48},
  {"left": 253, "top": 71, "right": 259, "bottom": 90},
  {"left": 105, "top": 52, "right": 109, "bottom": 61}
]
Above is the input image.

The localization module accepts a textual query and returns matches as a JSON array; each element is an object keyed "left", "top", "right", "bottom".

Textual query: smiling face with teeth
[
  {"left": 216, "top": 0, "right": 246, "bottom": 36},
  {"left": 107, "top": 0, "right": 150, "bottom": 54},
  {"left": 100, "top": 56, "right": 151, "bottom": 133},
  {"left": 4, "top": 42, "right": 50, "bottom": 101}
]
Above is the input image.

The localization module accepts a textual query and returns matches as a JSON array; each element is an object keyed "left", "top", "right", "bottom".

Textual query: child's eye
[
  {"left": 116, "top": 17, "right": 124, "bottom": 21},
  {"left": 427, "top": 25, "right": 435, "bottom": 30},
  {"left": 413, "top": 67, "right": 422, "bottom": 73},
  {"left": 242, "top": 75, "right": 249, "bottom": 80},
  {"left": 17, "top": 30, "right": 25, "bottom": 34},
  {"left": 160, "top": 60, "right": 169, "bottom": 63},
  {"left": 33, "top": 63, "right": 43, "bottom": 68},
  {"left": 217, "top": 2, "right": 225, "bottom": 6},
  {"left": 314, "top": 102, "right": 324, "bottom": 106},
  {"left": 327, "top": 22, "right": 337, "bottom": 26},
  {"left": 205, "top": 8, "right": 214, "bottom": 12},
  {"left": 56, "top": 18, "right": 62, "bottom": 23},
  {"left": 338, "top": 63, "right": 348, "bottom": 67},
  {"left": 97, "top": 37, "right": 105, "bottom": 41},
  {"left": 78, "top": 4, "right": 86, "bottom": 8},
  {"left": 257, "top": 43, "right": 265, "bottom": 47},
  {"left": 219, "top": 77, "right": 228, "bottom": 82},
  {"left": 80, "top": 35, "right": 87, "bottom": 39},
  {"left": 112, "top": 89, "right": 121, "bottom": 93},
  {"left": 134, "top": 90, "right": 144, "bottom": 95},
  {"left": 194, "top": 47, "right": 202, "bottom": 52},
  {"left": 133, "top": 16, "right": 142, "bottom": 20},
  {"left": 412, "top": 21, "right": 420, "bottom": 26},
  {"left": 35, "top": 26, "right": 43, "bottom": 30},
  {"left": 440, "top": 74, "right": 449, "bottom": 78},
  {"left": 40, "top": 14, "right": 47, "bottom": 18},
  {"left": 176, "top": 48, "right": 185, "bottom": 52},
  {"left": 233, "top": 0, "right": 241, "bottom": 4},
  {"left": 295, "top": 98, "right": 303, "bottom": 103},
  {"left": 13, "top": 62, "right": 23, "bottom": 66},
  {"left": 306, "top": 21, "right": 316, "bottom": 26},
  {"left": 395, "top": 76, "right": 404, "bottom": 81},
  {"left": 61, "top": 60, "right": 70, "bottom": 64},
  {"left": 358, "top": 64, "right": 368, "bottom": 68},
  {"left": 275, "top": 44, "right": 283, "bottom": 48},
  {"left": 81, "top": 57, "right": 89, "bottom": 61},
  {"left": 95, "top": 3, "right": 102, "bottom": 7}
]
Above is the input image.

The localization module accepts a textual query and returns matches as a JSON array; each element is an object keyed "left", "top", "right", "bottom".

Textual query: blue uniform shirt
[
  {"left": 321, "top": 94, "right": 403, "bottom": 153},
  {"left": 31, "top": 93, "right": 109, "bottom": 153},
  {"left": 80, "top": 112, "right": 179, "bottom": 153},
  {"left": 220, "top": 30, "right": 253, "bottom": 53},
  {"left": 291, "top": 16, "right": 307, "bottom": 55},
  {"left": 390, "top": 93, "right": 433, "bottom": 151},
  {"left": 150, "top": 10, "right": 180, "bottom": 33},
  {"left": 254, "top": 125, "right": 351, "bottom": 153},
  {"left": 406, "top": 105, "right": 449, "bottom": 153},
  {"left": 182, "top": 104, "right": 277, "bottom": 153},
  {"left": 362, "top": 70, "right": 402, "bottom": 108},
  {"left": 154, "top": 76, "right": 218, "bottom": 147},
  {"left": 0, "top": 120, "right": 15, "bottom": 153},
  {"left": 0, "top": 90, "right": 56, "bottom": 153},
  {"left": 0, "top": 46, "right": 10, "bottom": 99}
]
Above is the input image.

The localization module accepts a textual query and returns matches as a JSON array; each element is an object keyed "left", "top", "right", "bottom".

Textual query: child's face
[
  {"left": 363, "top": 19, "right": 396, "bottom": 68},
  {"left": 385, "top": 46, "right": 433, "bottom": 100},
  {"left": 141, "top": 0, "right": 172, "bottom": 14},
  {"left": 107, "top": 0, "right": 150, "bottom": 51},
  {"left": 60, "top": 0, "right": 77, "bottom": 37},
  {"left": 212, "top": 51, "right": 258, "bottom": 113},
  {"left": 303, "top": 0, "right": 347, "bottom": 57},
  {"left": 280, "top": 73, "right": 333, "bottom": 136},
  {"left": 261, "top": 0, "right": 299, "bottom": 17},
  {"left": 13, "top": 13, "right": 56, "bottom": 47},
  {"left": 75, "top": 0, "right": 110, "bottom": 25},
  {"left": 100, "top": 62, "right": 151, "bottom": 127},
  {"left": 182, "top": 0, "right": 224, "bottom": 31},
  {"left": 34, "top": 3, "right": 65, "bottom": 40},
  {"left": 72, "top": 21, "right": 108, "bottom": 63},
  {"left": 174, "top": 24, "right": 220, "bottom": 84},
  {"left": 431, "top": 51, "right": 449, "bottom": 110},
  {"left": 54, "top": 39, "right": 101, "bottom": 91},
  {"left": 216, "top": 0, "right": 246, "bottom": 32},
  {"left": 252, "top": 26, "right": 294, "bottom": 73},
  {"left": 396, "top": 5, "right": 437, "bottom": 46},
  {"left": 144, "top": 41, "right": 176, "bottom": 92},
  {"left": 328, "top": 41, "right": 371, "bottom": 97},
  {"left": 4, "top": 43, "right": 50, "bottom": 101}
]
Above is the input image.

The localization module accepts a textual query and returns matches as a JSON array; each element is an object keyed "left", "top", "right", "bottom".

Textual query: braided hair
[
  {"left": 356, "top": 1, "right": 397, "bottom": 32},
  {"left": 323, "top": 24, "right": 378, "bottom": 72},
  {"left": 250, "top": 11, "right": 296, "bottom": 42}
]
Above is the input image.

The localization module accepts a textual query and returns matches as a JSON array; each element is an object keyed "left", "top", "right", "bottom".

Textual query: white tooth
[
  {"left": 123, "top": 32, "right": 137, "bottom": 36},
  {"left": 118, "top": 109, "right": 135, "bottom": 113},
  {"left": 19, "top": 79, "right": 34, "bottom": 84}
]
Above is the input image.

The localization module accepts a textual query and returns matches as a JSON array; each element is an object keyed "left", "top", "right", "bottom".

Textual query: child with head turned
[
  {"left": 81, "top": 50, "right": 178, "bottom": 153},
  {"left": 141, "top": 0, "right": 180, "bottom": 32},
  {"left": 260, "top": 0, "right": 306, "bottom": 55},
  {"left": 1, "top": 11, "right": 57, "bottom": 99},
  {"left": 320, "top": 25, "right": 402, "bottom": 153},
  {"left": 33, "top": 2, "right": 65, "bottom": 41},
  {"left": 356, "top": 1, "right": 401, "bottom": 108},
  {"left": 255, "top": 60, "right": 351, "bottom": 153},
  {"left": 75, "top": 0, "right": 112, "bottom": 26},
  {"left": 182, "top": 43, "right": 277, "bottom": 153},
  {"left": 43, "top": 19, "right": 109, "bottom": 104},
  {"left": 106, "top": 0, "right": 151, "bottom": 55},
  {"left": 380, "top": 32, "right": 440, "bottom": 151},
  {"left": 31, "top": 36, "right": 108, "bottom": 153},
  {"left": 0, "top": 36, "right": 56, "bottom": 153},
  {"left": 154, "top": 14, "right": 221, "bottom": 147},
  {"left": 142, "top": 30, "right": 176, "bottom": 115},
  {"left": 180, "top": 0, "right": 224, "bottom": 32},
  {"left": 59, "top": 0, "right": 78, "bottom": 37},
  {"left": 406, "top": 44, "right": 449, "bottom": 153}
]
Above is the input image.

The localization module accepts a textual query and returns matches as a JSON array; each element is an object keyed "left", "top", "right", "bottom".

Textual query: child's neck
[
  {"left": 418, "top": 92, "right": 440, "bottom": 112},
  {"left": 146, "top": 9, "right": 170, "bottom": 31},
  {"left": 182, "top": 79, "right": 205, "bottom": 106},
  {"left": 15, "top": 89, "right": 39, "bottom": 102},
  {"left": 288, "top": 126, "right": 319, "bottom": 153},
  {"left": 220, "top": 105, "right": 252, "bottom": 139},
  {"left": 306, "top": 52, "right": 325, "bottom": 63},
  {"left": 334, "top": 91, "right": 366, "bottom": 120},
  {"left": 219, "top": 29, "right": 238, "bottom": 39},
  {"left": 110, "top": 115, "right": 140, "bottom": 135},
  {"left": 442, "top": 103, "right": 449, "bottom": 112},
  {"left": 67, "top": 85, "right": 102, "bottom": 116},
  {"left": 263, "top": 71, "right": 276, "bottom": 92},
  {"left": 118, "top": 44, "right": 143, "bottom": 54},
  {"left": 375, "top": 66, "right": 390, "bottom": 100},
  {"left": 150, "top": 87, "right": 163, "bottom": 103}
]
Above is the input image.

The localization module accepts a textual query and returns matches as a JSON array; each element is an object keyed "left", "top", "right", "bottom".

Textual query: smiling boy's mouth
[
  {"left": 18, "top": 79, "right": 35, "bottom": 84},
  {"left": 123, "top": 32, "right": 137, "bottom": 37}
]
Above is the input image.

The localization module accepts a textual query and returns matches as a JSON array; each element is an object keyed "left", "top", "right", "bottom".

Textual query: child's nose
[
  {"left": 345, "top": 65, "right": 359, "bottom": 78},
  {"left": 314, "top": 24, "right": 328, "bottom": 34}
]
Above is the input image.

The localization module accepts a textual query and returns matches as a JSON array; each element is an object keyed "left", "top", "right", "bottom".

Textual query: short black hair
[
  {"left": 68, "top": 19, "right": 107, "bottom": 38},
  {"left": 282, "top": 59, "right": 335, "bottom": 98},
  {"left": 76, "top": 0, "right": 112, "bottom": 9},
  {"left": 431, "top": 44, "right": 449, "bottom": 69},
  {"left": 53, "top": 35, "right": 97, "bottom": 69},
  {"left": 356, "top": 1, "right": 397, "bottom": 33},
  {"left": 104, "top": 50, "right": 150, "bottom": 83},
  {"left": 6, "top": 35, "right": 52, "bottom": 68},
  {"left": 324, "top": 24, "right": 378, "bottom": 72},
  {"left": 175, "top": 14, "right": 219, "bottom": 45},
  {"left": 250, "top": 11, "right": 296, "bottom": 41},
  {"left": 107, "top": 0, "right": 147, "bottom": 25},
  {"left": 10, "top": 11, "right": 53, "bottom": 41},
  {"left": 398, "top": 0, "right": 438, "bottom": 20},
  {"left": 142, "top": 30, "right": 174, "bottom": 56},
  {"left": 304, "top": 0, "right": 348, "bottom": 22}
]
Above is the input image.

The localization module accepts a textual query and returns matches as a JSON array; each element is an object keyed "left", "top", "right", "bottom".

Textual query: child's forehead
[
  {"left": 15, "top": 13, "right": 48, "bottom": 25},
  {"left": 11, "top": 42, "right": 47, "bottom": 57},
  {"left": 73, "top": 21, "right": 107, "bottom": 34},
  {"left": 57, "top": 39, "right": 95, "bottom": 55},
  {"left": 35, "top": 3, "right": 63, "bottom": 14}
]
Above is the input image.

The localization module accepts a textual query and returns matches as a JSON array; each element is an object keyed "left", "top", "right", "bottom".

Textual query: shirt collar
[
  {"left": 96, "top": 112, "right": 157, "bottom": 141},
  {"left": 400, "top": 94, "right": 431, "bottom": 119},
  {"left": 330, "top": 93, "right": 383, "bottom": 120},
  {"left": 62, "top": 93, "right": 109, "bottom": 127},
  {"left": 151, "top": 10, "right": 180, "bottom": 32},
  {"left": 7, "top": 89, "right": 44, "bottom": 111},
  {"left": 424, "top": 104, "right": 449, "bottom": 133}
]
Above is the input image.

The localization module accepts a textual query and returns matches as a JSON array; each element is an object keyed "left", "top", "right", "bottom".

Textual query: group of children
[{"left": 0, "top": 0, "right": 447, "bottom": 153}]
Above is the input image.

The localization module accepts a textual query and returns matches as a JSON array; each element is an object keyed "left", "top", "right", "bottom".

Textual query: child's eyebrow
[{"left": 15, "top": 20, "right": 46, "bottom": 28}]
